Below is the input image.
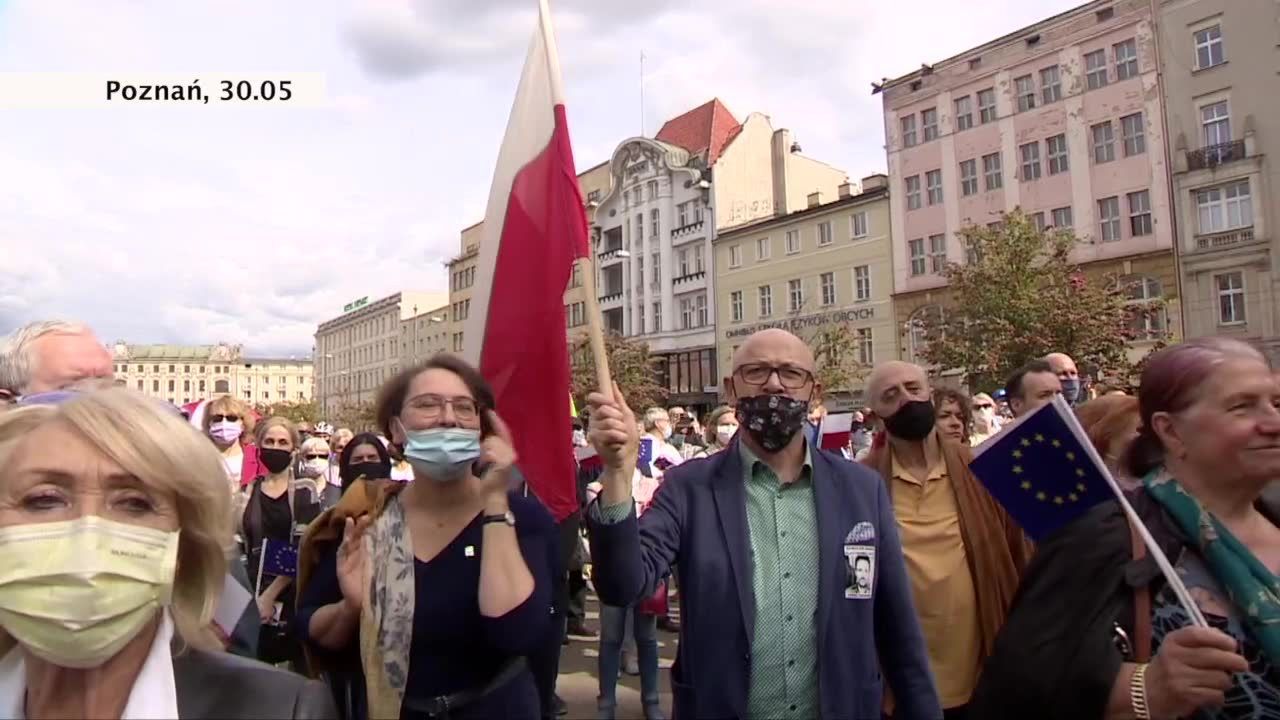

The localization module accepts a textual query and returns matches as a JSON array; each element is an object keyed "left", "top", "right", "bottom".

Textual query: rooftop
[{"left": 654, "top": 98, "right": 742, "bottom": 165}]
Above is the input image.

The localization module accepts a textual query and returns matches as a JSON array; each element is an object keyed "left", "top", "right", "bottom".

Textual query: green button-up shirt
[
  {"left": 591, "top": 443, "right": 820, "bottom": 719},
  {"left": 740, "top": 441, "right": 820, "bottom": 720}
]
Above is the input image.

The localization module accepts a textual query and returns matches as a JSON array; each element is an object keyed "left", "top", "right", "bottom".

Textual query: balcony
[
  {"left": 672, "top": 271, "right": 706, "bottom": 288},
  {"left": 598, "top": 291, "right": 624, "bottom": 309},
  {"left": 671, "top": 220, "right": 706, "bottom": 243},
  {"left": 1186, "top": 140, "right": 1246, "bottom": 171},
  {"left": 1195, "top": 226, "right": 1255, "bottom": 251}
]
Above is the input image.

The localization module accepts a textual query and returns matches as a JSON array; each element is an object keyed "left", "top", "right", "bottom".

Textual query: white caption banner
[{"left": 0, "top": 73, "right": 328, "bottom": 109}]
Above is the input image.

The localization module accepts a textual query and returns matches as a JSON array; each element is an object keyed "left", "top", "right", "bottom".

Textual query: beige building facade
[
  {"left": 1156, "top": 0, "right": 1279, "bottom": 363},
  {"left": 313, "top": 291, "right": 446, "bottom": 416},
  {"left": 111, "top": 343, "right": 314, "bottom": 407},
  {"left": 400, "top": 303, "right": 451, "bottom": 367},
  {"left": 714, "top": 177, "right": 893, "bottom": 406},
  {"left": 445, "top": 162, "right": 613, "bottom": 356}
]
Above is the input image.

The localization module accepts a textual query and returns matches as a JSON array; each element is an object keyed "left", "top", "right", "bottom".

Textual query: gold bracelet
[{"left": 1130, "top": 663, "right": 1151, "bottom": 720}]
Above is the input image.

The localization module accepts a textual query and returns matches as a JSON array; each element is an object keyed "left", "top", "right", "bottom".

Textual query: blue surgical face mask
[
  {"left": 401, "top": 425, "right": 482, "bottom": 482},
  {"left": 1060, "top": 377, "right": 1081, "bottom": 405}
]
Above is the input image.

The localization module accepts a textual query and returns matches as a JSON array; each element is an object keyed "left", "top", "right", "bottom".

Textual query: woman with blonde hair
[
  {"left": 0, "top": 387, "right": 334, "bottom": 718},
  {"left": 201, "top": 395, "right": 260, "bottom": 491},
  {"left": 692, "top": 405, "right": 738, "bottom": 459},
  {"left": 298, "top": 436, "right": 340, "bottom": 510}
]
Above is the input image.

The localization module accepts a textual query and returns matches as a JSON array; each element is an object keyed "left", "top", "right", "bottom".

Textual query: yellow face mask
[{"left": 0, "top": 516, "right": 179, "bottom": 669}]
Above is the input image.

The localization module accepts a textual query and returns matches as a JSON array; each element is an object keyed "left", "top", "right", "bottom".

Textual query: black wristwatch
[{"left": 482, "top": 511, "right": 516, "bottom": 527}]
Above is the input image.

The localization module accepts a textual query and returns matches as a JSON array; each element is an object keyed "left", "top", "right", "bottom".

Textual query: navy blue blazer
[{"left": 588, "top": 439, "right": 942, "bottom": 720}]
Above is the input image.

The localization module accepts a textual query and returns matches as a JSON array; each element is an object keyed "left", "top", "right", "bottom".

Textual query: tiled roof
[
  {"left": 125, "top": 345, "right": 221, "bottom": 360},
  {"left": 654, "top": 98, "right": 741, "bottom": 165}
]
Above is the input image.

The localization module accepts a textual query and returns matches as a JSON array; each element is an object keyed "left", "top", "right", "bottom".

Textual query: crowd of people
[{"left": 0, "top": 318, "right": 1277, "bottom": 720}]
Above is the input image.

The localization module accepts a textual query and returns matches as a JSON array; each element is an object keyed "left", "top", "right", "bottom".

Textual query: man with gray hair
[{"left": 0, "top": 320, "right": 115, "bottom": 402}]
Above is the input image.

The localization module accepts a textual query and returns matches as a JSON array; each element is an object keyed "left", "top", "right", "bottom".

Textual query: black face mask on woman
[
  {"left": 882, "top": 400, "right": 937, "bottom": 442},
  {"left": 259, "top": 447, "right": 294, "bottom": 475},
  {"left": 341, "top": 460, "right": 391, "bottom": 485}
]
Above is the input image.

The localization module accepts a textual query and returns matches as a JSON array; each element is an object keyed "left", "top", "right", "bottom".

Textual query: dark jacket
[
  {"left": 587, "top": 438, "right": 942, "bottom": 720},
  {"left": 173, "top": 645, "right": 336, "bottom": 719}
]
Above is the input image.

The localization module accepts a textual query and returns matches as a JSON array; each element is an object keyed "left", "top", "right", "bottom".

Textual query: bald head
[
  {"left": 1044, "top": 352, "right": 1078, "bottom": 379},
  {"left": 866, "top": 361, "right": 930, "bottom": 421},
  {"left": 724, "top": 329, "right": 819, "bottom": 403}
]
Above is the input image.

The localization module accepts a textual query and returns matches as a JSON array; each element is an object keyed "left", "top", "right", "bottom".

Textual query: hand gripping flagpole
[{"left": 1053, "top": 395, "right": 1208, "bottom": 628}]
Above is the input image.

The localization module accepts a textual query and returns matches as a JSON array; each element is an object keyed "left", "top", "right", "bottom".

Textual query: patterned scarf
[
  {"left": 359, "top": 492, "right": 416, "bottom": 719},
  {"left": 1144, "top": 468, "right": 1280, "bottom": 662}
]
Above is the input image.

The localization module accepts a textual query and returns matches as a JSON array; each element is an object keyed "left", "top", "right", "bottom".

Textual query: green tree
[
  {"left": 918, "top": 209, "right": 1168, "bottom": 391},
  {"left": 330, "top": 401, "right": 379, "bottom": 433},
  {"left": 255, "top": 400, "right": 321, "bottom": 425},
  {"left": 571, "top": 332, "right": 668, "bottom": 416},
  {"left": 809, "top": 324, "right": 872, "bottom": 396}
]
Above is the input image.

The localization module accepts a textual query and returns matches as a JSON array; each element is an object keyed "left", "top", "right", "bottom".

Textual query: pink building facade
[{"left": 878, "top": 0, "right": 1177, "bottom": 322}]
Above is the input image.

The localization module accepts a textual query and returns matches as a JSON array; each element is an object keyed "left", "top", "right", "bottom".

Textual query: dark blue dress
[{"left": 297, "top": 492, "right": 558, "bottom": 720}]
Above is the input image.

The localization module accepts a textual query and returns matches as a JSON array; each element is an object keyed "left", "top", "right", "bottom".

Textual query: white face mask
[
  {"left": 305, "top": 458, "right": 330, "bottom": 477},
  {"left": 716, "top": 425, "right": 737, "bottom": 445}
]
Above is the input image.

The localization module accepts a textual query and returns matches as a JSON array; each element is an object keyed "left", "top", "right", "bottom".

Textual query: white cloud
[{"left": 0, "top": 0, "right": 1080, "bottom": 355}]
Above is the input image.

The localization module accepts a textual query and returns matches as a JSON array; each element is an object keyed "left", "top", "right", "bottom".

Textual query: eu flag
[
  {"left": 637, "top": 436, "right": 654, "bottom": 478},
  {"left": 261, "top": 538, "right": 298, "bottom": 578},
  {"left": 969, "top": 395, "right": 1114, "bottom": 541}
]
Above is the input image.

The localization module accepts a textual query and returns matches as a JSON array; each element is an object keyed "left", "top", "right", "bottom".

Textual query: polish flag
[
  {"left": 820, "top": 413, "right": 854, "bottom": 451},
  {"left": 462, "top": 0, "right": 588, "bottom": 522}
]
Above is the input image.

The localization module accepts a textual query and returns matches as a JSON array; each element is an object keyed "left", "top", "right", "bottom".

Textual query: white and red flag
[
  {"left": 462, "top": 0, "right": 588, "bottom": 522},
  {"left": 819, "top": 412, "right": 854, "bottom": 451}
]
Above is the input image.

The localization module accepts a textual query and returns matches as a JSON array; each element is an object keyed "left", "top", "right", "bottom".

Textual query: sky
[{"left": 0, "top": 0, "right": 1081, "bottom": 356}]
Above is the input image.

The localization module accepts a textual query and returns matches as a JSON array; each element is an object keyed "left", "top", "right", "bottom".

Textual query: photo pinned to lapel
[{"left": 843, "top": 521, "right": 876, "bottom": 600}]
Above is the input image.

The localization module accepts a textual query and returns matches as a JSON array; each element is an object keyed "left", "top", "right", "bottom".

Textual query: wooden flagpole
[{"left": 576, "top": 250, "right": 614, "bottom": 393}]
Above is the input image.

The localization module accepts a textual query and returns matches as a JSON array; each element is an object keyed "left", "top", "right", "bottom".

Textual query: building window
[
  {"left": 136, "top": 379, "right": 143, "bottom": 390},
  {"left": 677, "top": 248, "right": 689, "bottom": 276},
  {"left": 977, "top": 88, "right": 997, "bottom": 123},
  {"left": 731, "top": 291, "right": 743, "bottom": 322},
  {"left": 855, "top": 265, "right": 871, "bottom": 301},
  {"left": 695, "top": 294, "right": 707, "bottom": 327},
  {"left": 1052, "top": 206, "right": 1074, "bottom": 229},
  {"left": 1114, "top": 39, "right": 1138, "bottom": 80},
  {"left": 693, "top": 244, "right": 705, "bottom": 273},
  {"left": 1216, "top": 271, "right": 1246, "bottom": 325},
  {"left": 634, "top": 214, "right": 643, "bottom": 241},
  {"left": 152, "top": 379, "right": 159, "bottom": 392},
  {"left": 1128, "top": 190, "right": 1153, "bottom": 236},
  {"left": 959, "top": 159, "right": 978, "bottom": 196},
  {"left": 650, "top": 209, "right": 659, "bottom": 237},
  {"left": 168, "top": 365, "right": 175, "bottom": 373},
  {"left": 921, "top": 108, "right": 939, "bottom": 141},
  {"left": 929, "top": 234, "right": 947, "bottom": 272},
  {"left": 1092, "top": 121, "right": 1116, "bottom": 163},
  {"left": 1098, "top": 197, "right": 1122, "bottom": 241},
  {"left": 954, "top": 95, "right": 973, "bottom": 131},
  {"left": 1122, "top": 275, "right": 1166, "bottom": 339},
  {"left": 653, "top": 302, "right": 661, "bottom": 330},
  {"left": 926, "top": 169, "right": 943, "bottom": 205},
  {"left": 1040, "top": 65, "right": 1062, "bottom": 103},
  {"left": 1085, "top": 49, "right": 1109, "bottom": 89},
  {"left": 982, "top": 153, "right": 1003, "bottom": 190},
  {"left": 756, "top": 237, "right": 771, "bottom": 261},
  {"left": 1201, "top": 101, "right": 1231, "bottom": 148},
  {"left": 729, "top": 244, "right": 742, "bottom": 268},
  {"left": 1120, "top": 113, "right": 1146, "bottom": 156},
  {"left": 1197, "top": 181, "right": 1253, "bottom": 234},
  {"left": 817, "top": 221, "right": 833, "bottom": 246},
  {"left": 680, "top": 297, "right": 694, "bottom": 329},
  {"left": 758, "top": 285, "right": 773, "bottom": 317},
  {"left": 900, "top": 115, "right": 917, "bottom": 148},
  {"left": 788, "top": 279, "right": 803, "bottom": 312},
  {"left": 907, "top": 305, "right": 944, "bottom": 364},
  {"left": 1046, "top": 134, "right": 1069, "bottom": 174},
  {"left": 850, "top": 211, "right": 868, "bottom": 239},
  {"left": 909, "top": 239, "right": 926, "bottom": 276},
  {"left": 1031, "top": 212, "right": 1047, "bottom": 232},
  {"left": 1020, "top": 142, "right": 1042, "bottom": 181},
  {"left": 905, "top": 175, "right": 922, "bottom": 210},
  {"left": 785, "top": 229, "right": 801, "bottom": 254},
  {"left": 857, "top": 328, "right": 873, "bottom": 365},
  {"left": 651, "top": 253, "right": 660, "bottom": 284},
  {"left": 168, "top": 379, "right": 175, "bottom": 392},
  {"left": 1194, "top": 24, "right": 1225, "bottom": 70},
  {"left": 820, "top": 272, "right": 836, "bottom": 306},
  {"left": 1014, "top": 75, "right": 1036, "bottom": 112}
]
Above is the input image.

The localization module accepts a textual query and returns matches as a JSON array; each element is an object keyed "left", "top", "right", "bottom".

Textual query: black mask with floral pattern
[{"left": 735, "top": 394, "right": 810, "bottom": 452}]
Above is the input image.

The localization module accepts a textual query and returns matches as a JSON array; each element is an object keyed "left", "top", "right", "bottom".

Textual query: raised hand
[
  {"left": 587, "top": 381, "right": 639, "bottom": 472},
  {"left": 336, "top": 515, "right": 372, "bottom": 613},
  {"left": 478, "top": 410, "right": 519, "bottom": 500}
]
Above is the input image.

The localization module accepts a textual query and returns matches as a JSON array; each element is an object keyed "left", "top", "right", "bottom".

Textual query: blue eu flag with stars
[
  {"left": 261, "top": 538, "right": 298, "bottom": 578},
  {"left": 637, "top": 436, "right": 655, "bottom": 478},
  {"left": 969, "top": 396, "right": 1114, "bottom": 541}
]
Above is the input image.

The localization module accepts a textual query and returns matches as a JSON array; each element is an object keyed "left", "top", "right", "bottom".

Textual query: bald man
[
  {"left": 585, "top": 329, "right": 941, "bottom": 720},
  {"left": 863, "top": 361, "right": 1032, "bottom": 720},
  {"left": 1043, "top": 352, "right": 1081, "bottom": 405}
]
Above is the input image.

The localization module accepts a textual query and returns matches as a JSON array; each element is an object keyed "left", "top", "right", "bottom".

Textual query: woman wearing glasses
[
  {"left": 297, "top": 355, "right": 556, "bottom": 720},
  {"left": 298, "top": 436, "right": 341, "bottom": 510},
  {"left": 202, "top": 395, "right": 264, "bottom": 491}
]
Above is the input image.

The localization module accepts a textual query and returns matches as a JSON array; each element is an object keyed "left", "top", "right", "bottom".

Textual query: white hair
[
  {"left": 642, "top": 407, "right": 669, "bottom": 431},
  {"left": 0, "top": 320, "right": 94, "bottom": 395}
]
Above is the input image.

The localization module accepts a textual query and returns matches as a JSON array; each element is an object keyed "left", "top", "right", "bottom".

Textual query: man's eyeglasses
[
  {"left": 209, "top": 414, "right": 240, "bottom": 423},
  {"left": 735, "top": 363, "right": 814, "bottom": 389},
  {"left": 403, "top": 394, "right": 480, "bottom": 422}
]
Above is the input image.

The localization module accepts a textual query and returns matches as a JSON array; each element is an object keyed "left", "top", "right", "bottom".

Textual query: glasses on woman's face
[
  {"left": 974, "top": 404, "right": 993, "bottom": 411},
  {"left": 209, "top": 414, "right": 240, "bottom": 423},
  {"left": 305, "top": 453, "right": 328, "bottom": 461},
  {"left": 735, "top": 363, "right": 814, "bottom": 390},
  {"left": 402, "top": 393, "right": 480, "bottom": 423}
]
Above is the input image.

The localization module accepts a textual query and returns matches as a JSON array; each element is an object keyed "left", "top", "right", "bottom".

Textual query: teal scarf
[{"left": 1144, "top": 468, "right": 1280, "bottom": 661}]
